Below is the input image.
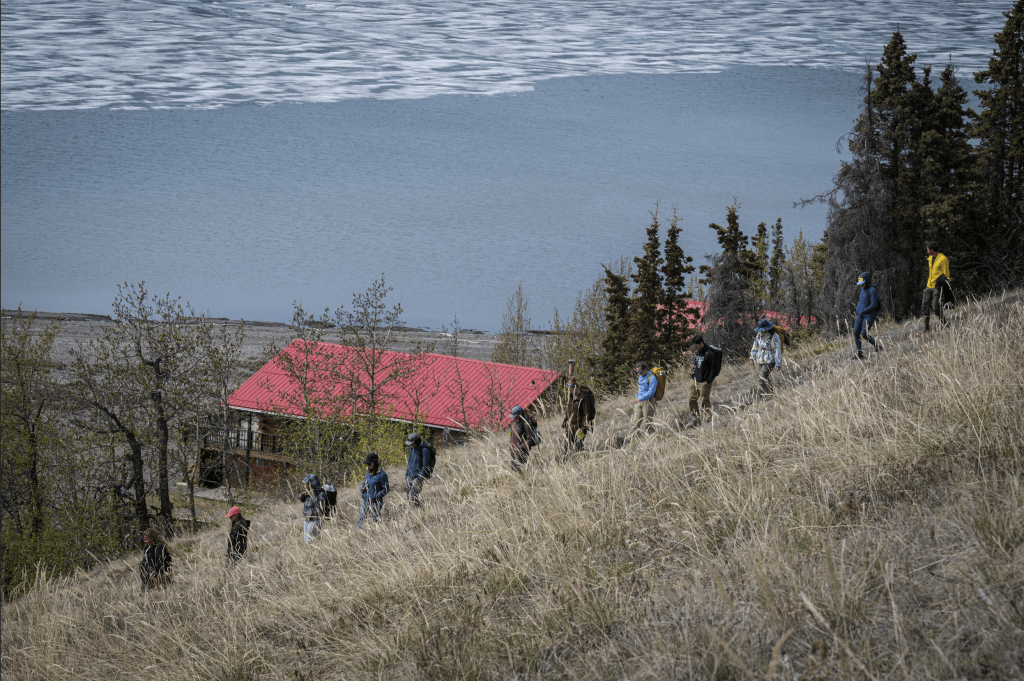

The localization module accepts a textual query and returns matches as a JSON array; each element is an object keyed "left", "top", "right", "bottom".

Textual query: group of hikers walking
[{"left": 138, "top": 243, "right": 952, "bottom": 579}]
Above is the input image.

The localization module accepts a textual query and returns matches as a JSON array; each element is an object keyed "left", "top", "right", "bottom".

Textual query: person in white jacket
[{"left": 749, "top": 318, "right": 782, "bottom": 397}]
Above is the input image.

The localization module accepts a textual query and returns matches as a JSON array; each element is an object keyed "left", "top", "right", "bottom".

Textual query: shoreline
[{"left": 6, "top": 309, "right": 501, "bottom": 364}]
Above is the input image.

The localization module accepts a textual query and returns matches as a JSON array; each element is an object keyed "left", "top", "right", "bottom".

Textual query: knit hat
[{"left": 225, "top": 506, "right": 242, "bottom": 519}]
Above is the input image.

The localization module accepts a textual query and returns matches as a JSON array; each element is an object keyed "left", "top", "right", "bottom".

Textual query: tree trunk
[
  {"left": 125, "top": 433, "right": 148, "bottom": 541},
  {"left": 155, "top": 406, "right": 173, "bottom": 529}
]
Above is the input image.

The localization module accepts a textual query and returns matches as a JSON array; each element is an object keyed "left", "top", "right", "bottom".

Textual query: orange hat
[{"left": 225, "top": 506, "right": 242, "bottom": 518}]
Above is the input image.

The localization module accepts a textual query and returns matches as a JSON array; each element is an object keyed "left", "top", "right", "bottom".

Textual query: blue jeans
[
  {"left": 358, "top": 499, "right": 383, "bottom": 528},
  {"left": 854, "top": 314, "right": 876, "bottom": 354},
  {"left": 302, "top": 519, "right": 321, "bottom": 544}
]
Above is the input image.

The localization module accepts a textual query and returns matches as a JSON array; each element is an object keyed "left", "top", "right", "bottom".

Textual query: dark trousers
[
  {"left": 922, "top": 287, "right": 943, "bottom": 324},
  {"left": 854, "top": 314, "right": 876, "bottom": 355}
]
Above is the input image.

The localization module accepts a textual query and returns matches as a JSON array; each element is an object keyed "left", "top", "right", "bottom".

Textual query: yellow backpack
[{"left": 651, "top": 366, "right": 666, "bottom": 401}]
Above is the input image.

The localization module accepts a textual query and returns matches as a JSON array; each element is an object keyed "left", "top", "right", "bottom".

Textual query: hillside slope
[{"left": 3, "top": 293, "right": 1022, "bottom": 680}]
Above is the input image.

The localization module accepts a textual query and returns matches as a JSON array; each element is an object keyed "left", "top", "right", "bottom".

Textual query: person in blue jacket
[
  {"left": 853, "top": 271, "right": 881, "bottom": 360},
  {"left": 627, "top": 361, "right": 658, "bottom": 443},
  {"left": 404, "top": 432, "right": 433, "bottom": 507},
  {"left": 358, "top": 452, "right": 389, "bottom": 529}
]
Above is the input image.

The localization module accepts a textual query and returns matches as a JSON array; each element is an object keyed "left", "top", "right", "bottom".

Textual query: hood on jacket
[
  {"left": 857, "top": 271, "right": 872, "bottom": 287},
  {"left": 302, "top": 473, "right": 322, "bottom": 488}
]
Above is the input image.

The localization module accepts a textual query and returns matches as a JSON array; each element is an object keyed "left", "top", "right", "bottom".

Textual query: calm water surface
[{"left": 0, "top": 1, "right": 1007, "bottom": 329}]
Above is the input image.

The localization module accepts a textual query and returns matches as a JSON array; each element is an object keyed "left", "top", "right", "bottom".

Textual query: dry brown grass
[{"left": 3, "top": 293, "right": 1022, "bottom": 680}]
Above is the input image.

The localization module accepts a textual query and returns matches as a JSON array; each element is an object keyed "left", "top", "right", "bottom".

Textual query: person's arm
[
  {"left": 773, "top": 334, "right": 782, "bottom": 368},
  {"left": 374, "top": 472, "right": 390, "bottom": 500},
  {"left": 940, "top": 254, "right": 951, "bottom": 281},
  {"left": 868, "top": 287, "right": 880, "bottom": 314}
]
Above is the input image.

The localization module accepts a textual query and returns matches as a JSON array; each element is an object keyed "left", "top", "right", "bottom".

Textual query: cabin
[{"left": 194, "top": 340, "right": 559, "bottom": 487}]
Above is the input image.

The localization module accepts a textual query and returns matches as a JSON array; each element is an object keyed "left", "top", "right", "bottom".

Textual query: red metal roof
[{"left": 228, "top": 340, "right": 559, "bottom": 431}]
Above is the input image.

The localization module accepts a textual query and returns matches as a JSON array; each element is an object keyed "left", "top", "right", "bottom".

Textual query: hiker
[
  {"left": 853, "top": 271, "right": 881, "bottom": 359},
  {"left": 922, "top": 242, "right": 952, "bottom": 331},
  {"left": 139, "top": 527, "right": 172, "bottom": 590},
  {"left": 358, "top": 452, "right": 390, "bottom": 528},
  {"left": 688, "top": 335, "right": 722, "bottom": 425},
  {"left": 627, "top": 362, "right": 658, "bottom": 442},
  {"left": 561, "top": 382, "right": 596, "bottom": 456},
  {"left": 225, "top": 506, "right": 250, "bottom": 566},
  {"left": 299, "top": 473, "right": 327, "bottom": 544},
  {"left": 509, "top": 405, "right": 540, "bottom": 472},
  {"left": 749, "top": 318, "right": 782, "bottom": 397},
  {"left": 404, "top": 432, "right": 436, "bottom": 507}
]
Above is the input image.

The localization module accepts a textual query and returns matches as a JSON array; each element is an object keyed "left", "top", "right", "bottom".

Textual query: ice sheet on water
[{"left": 0, "top": 0, "right": 1008, "bottom": 109}]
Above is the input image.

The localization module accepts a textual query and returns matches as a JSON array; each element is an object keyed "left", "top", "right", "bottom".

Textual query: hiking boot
[
  {"left": 923, "top": 317, "right": 931, "bottom": 332},
  {"left": 875, "top": 341, "right": 882, "bottom": 352},
  {"left": 851, "top": 353, "right": 865, "bottom": 361}
]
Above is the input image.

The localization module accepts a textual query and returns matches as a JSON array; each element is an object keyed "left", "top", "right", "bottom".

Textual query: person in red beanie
[{"left": 225, "top": 506, "right": 250, "bottom": 566}]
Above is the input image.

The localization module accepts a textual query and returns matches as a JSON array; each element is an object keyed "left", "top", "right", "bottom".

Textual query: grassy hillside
[{"left": 2, "top": 293, "right": 1022, "bottom": 680}]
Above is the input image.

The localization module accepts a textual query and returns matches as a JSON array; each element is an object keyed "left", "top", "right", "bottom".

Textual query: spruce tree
[
  {"left": 660, "top": 208, "right": 695, "bottom": 359},
  {"left": 921, "top": 62, "right": 979, "bottom": 283},
  {"left": 598, "top": 266, "right": 632, "bottom": 390},
  {"left": 750, "top": 221, "right": 770, "bottom": 311},
  {"left": 768, "top": 218, "right": 786, "bottom": 306},
  {"left": 874, "top": 30, "right": 927, "bottom": 313},
  {"left": 701, "top": 202, "right": 758, "bottom": 352},
  {"left": 971, "top": 0, "right": 1024, "bottom": 288},
  {"left": 627, "top": 208, "right": 665, "bottom": 364}
]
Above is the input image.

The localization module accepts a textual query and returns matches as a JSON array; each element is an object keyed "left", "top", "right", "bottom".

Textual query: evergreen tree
[
  {"left": 598, "top": 265, "right": 632, "bottom": 390},
  {"left": 971, "top": 0, "right": 1024, "bottom": 287},
  {"left": 660, "top": 208, "right": 695, "bottom": 359},
  {"left": 768, "top": 218, "right": 786, "bottom": 305},
  {"left": 874, "top": 30, "right": 927, "bottom": 314},
  {"left": 701, "top": 202, "right": 758, "bottom": 352},
  {"left": 921, "top": 62, "right": 980, "bottom": 282},
  {"left": 750, "top": 221, "right": 770, "bottom": 311},
  {"left": 626, "top": 207, "right": 665, "bottom": 364}
]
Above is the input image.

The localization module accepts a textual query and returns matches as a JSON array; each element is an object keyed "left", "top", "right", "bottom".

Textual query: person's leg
[
  {"left": 370, "top": 500, "right": 383, "bottom": 524},
  {"left": 641, "top": 400, "right": 656, "bottom": 435},
  {"left": 698, "top": 381, "right": 712, "bottom": 421},
  {"left": 932, "top": 286, "right": 944, "bottom": 323},
  {"left": 510, "top": 446, "right": 528, "bottom": 471},
  {"left": 409, "top": 477, "right": 423, "bottom": 506},
  {"left": 758, "top": 364, "right": 773, "bottom": 396},
  {"left": 628, "top": 401, "right": 645, "bottom": 441},
  {"left": 853, "top": 314, "right": 865, "bottom": 356},
  {"left": 688, "top": 381, "right": 700, "bottom": 421},
  {"left": 357, "top": 501, "right": 367, "bottom": 529},
  {"left": 921, "top": 288, "right": 934, "bottom": 330},
  {"left": 863, "top": 315, "right": 877, "bottom": 350}
]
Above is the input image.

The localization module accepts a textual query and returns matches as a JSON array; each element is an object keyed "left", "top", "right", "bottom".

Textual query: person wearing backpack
[
  {"left": 688, "top": 335, "right": 722, "bottom": 425},
  {"left": 225, "top": 506, "right": 250, "bottom": 566},
  {"left": 358, "top": 452, "right": 390, "bottom": 528},
  {"left": 922, "top": 242, "right": 952, "bottom": 332},
  {"left": 627, "top": 361, "right": 658, "bottom": 443},
  {"left": 749, "top": 319, "right": 782, "bottom": 397},
  {"left": 299, "top": 474, "right": 327, "bottom": 544},
  {"left": 853, "top": 271, "right": 882, "bottom": 360},
  {"left": 139, "top": 527, "right": 172, "bottom": 590},
  {"left": 509, "top": 405, "right": 539, "bottom": 472},
  {"left": 404, "top": 432, "right": 436, "bottom": 507},
  {"left": 561, "top": 383, "right": 596, "bottom": 456}
]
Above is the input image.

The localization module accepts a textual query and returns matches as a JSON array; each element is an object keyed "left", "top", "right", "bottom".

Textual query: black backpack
[
  {"left": 322, "top": 484, "right": 338, "bottom": 516},
  {"left": 420, "top": 443, "right": 437, "bottom": 479},
  {"left": 706, "top": 345, "right": 723, "bottom": 381}
]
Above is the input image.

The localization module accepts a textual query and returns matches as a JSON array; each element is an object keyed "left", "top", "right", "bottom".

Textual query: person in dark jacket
[
  {"left": 688, "top": 335, "right": 721, "bottom": 425},
  {"left": 853, "top": 271, "right": 881, "bottom": 360},
  {"left": 561, "top": 383, "right": 596, "bottom": 457},
  {"left": 509, "top": 405, "right": 539, "bottom": 472},
  {"left": 404, "top": 432, "right": 433, "bottom": 507},
  {"left": 140, "top": 527, "right": 172, "bottom": 590},
  {"left": 300, "top": 474, "right": 326, "bottom": 544},
  {"left": 358, "top": 453, "right": 390, "bottom": 529},
  {"left": 225, "top": 506, "right": 250, "bottom": 566}
]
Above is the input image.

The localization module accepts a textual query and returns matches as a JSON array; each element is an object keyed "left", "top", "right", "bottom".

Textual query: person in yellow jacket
[{"left": 922, "top": 241, "right": 951, "bottom": 331}]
